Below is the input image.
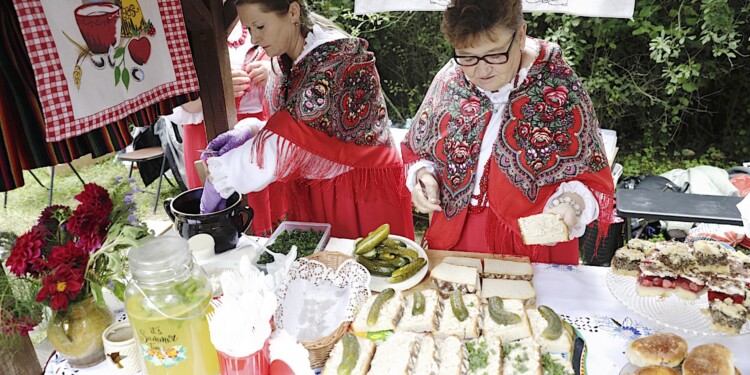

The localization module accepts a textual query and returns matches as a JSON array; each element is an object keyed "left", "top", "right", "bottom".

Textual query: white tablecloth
[{"left": 45, "top": 236, "right": 750, "bottom": 374}]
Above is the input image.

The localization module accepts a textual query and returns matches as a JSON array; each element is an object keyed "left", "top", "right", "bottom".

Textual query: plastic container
[
  {"left": 217, "top": 340, "right": 270, "bottom": 375},
  {"left": 125, "top": 237, "right": 220, "bottom": 375},
  {"left": 264, "top": 221, "right": 332, "bottom": 259}
]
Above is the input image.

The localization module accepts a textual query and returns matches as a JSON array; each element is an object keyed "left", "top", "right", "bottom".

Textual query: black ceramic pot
[{"left": 163, "top": 188, "right": 253, "bottom": 253}]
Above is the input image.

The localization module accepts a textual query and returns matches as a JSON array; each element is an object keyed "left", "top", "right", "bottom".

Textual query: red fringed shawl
[{"left": 402, "top": 39, "right": 613, "bottom": 262}]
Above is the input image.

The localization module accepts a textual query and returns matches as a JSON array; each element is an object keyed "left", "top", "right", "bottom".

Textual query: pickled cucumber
[
  {"left": 382, "top": 247, "right": 419, "bottom": 261},
  {"left": 387, "top": 257, "right": 427, "bottom": 283},
  {"left": 450, "top": 289, "right": 469, "bottom": 322},
  {"left": 382, "top": 238, "right": 406, "bottom": 248},
  {"left": 338, "top": 333, "right": 359, "bottom": 375},
  {"left": 355, "top": 224, "right": 390, "bottom": 255},
  {"left": 538, "top": 305, "right": 563, "bottom": 340},
  {"left": 360, "top": 249, "right": 377, "bottom": 259},
  {"left": 357, "top": 257, "right": 396, "bottom": 277},
  {"left": 412, "top": 291, "right": 425, "bottom": 315},
  {"left": 367, "top": 288, "right": 395, "bottom": 326},
  {"left": 488, "top": 297, "right": 521, "bottom": 325}
]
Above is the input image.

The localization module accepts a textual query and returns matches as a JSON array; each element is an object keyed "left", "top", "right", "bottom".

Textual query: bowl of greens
[{"left": 257, "top": 221, "right": 332, "bottom": 266}]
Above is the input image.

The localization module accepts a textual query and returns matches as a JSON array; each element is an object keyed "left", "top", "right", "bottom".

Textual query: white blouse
[
  {"left": 405, "top": 38, "right": 599, "bottom": 238},
  {"left": 207, "top": 25, "right": 350, "bottom": 199}
]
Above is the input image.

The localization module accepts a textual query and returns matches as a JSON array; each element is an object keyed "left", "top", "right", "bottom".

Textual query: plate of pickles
[{"left": 353, "top": 224, "right": 429, "bottom": 292}]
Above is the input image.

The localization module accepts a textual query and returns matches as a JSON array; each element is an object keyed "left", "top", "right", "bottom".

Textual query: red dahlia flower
[
  {"left": 6, "top": 228, "right": 47, "bottom": 277},
  {"left": 36, "top": 267, "right": 84, "bottom": 311}
]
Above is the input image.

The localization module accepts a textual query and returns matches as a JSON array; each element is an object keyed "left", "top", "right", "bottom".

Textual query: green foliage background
[{"left": 311, "top": 0, "right": 750, "bottom": 174}]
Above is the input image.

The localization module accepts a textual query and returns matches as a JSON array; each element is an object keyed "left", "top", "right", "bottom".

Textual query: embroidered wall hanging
[{"left": 13, "top": 0, "right": 200, "bottom": 141}]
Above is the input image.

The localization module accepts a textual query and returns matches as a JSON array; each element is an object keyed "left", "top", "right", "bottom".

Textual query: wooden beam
[
  {"left": 181, "top": 0, "right": 237, "bottom": 141},
  {"left": 223, "top": 1, "right": 239, "bottom": 34}
]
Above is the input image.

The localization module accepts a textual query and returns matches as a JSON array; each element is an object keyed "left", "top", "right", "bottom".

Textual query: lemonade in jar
[{"left": 125, "top": 237, "right": 219, "bottom": 374}]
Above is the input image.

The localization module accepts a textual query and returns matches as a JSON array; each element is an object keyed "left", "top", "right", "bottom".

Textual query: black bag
[{"left": 618, "top": 174, "right": 689, "bottom": 193}]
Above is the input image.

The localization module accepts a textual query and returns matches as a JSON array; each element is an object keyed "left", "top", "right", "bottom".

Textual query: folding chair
[{"left": 118, "top": 147, "right": 168, "bottom": 213}]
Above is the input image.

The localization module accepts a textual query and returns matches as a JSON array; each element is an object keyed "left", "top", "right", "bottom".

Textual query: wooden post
[{"left": 180, "top": 0, "right": 239, "bottom": 141}]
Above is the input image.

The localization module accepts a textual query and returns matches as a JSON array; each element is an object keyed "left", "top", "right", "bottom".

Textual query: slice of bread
[
  {"left": 443, "top": 256, "right": 483, "bottom": 273},
  {"left": 466, "top": 336, "right": 502, "bottom": 375},
  {"left": 367, "top": 331, "right": 419, "bottom": 375},
  {"left": 431, "top": 262, "right": 480, "bottom": 298},
  {"left": 502, "top": 337, "right": 542, "bottom": 375},
  {"left": 352, "top": 291, "right": 404, "bottom": 333},
  {"left": 397, "top": 289, "right": 441, "bottom": 333},
  {"left": 413, "top": 334, "right": 439, "bottom": 375},
  {"left": 482, "top": 258, "right": 534, "bottom": 281},
  {"left": 625, "top": 333, "right": 688, "bottom": 368},
  {"left": 526, "top": 307, "right": 573, "bottom": 359},
  {"left": 436, "top": 293, "right": 481, "bottom": 340},
  {"left": 481, "top": 278, "right": 536, "bottom": 307},
  {"left": 482, "top": 298, "right": 532, "bottom": 343},
  {"left": 518, "top": 213, "right": 569, "bottom": 245},
  {"left": 437, "top": 335, "right": 465, "bottom": 375},
  {"left": 322, "top": 335, "right": 375, "bottom": 375}
]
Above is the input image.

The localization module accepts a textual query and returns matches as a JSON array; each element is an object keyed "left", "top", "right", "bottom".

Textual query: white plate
[
  {"left": 605, "top": 270, "right": 750, "bottom": 336},
  {"left": 198, "top": 259, "right": 240, "bottom": 297},
  {"left": 365, "top": 235, "right": 429, "bottom": 292}
]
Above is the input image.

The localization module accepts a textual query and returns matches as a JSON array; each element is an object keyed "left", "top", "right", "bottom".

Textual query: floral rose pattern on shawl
[
  {"left": 403, "top": 63, "right": 494, "bottom": 219},
  {"left": 266, "top": 38, "right": 391, "bottom": 147},
  {"left": 495, "top": 42, "right": 608, "bottom": 202}
]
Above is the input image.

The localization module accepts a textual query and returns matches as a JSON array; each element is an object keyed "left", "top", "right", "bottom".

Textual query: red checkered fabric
[{"left": 13, "top": 0, "right": 200, "bottom": 142}]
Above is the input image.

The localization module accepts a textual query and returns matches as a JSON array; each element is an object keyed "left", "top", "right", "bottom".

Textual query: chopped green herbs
[
  {"left": 258, "top": 229, "right": 324, "bottom": 264},
  {"left": 541, "top": 353, "right": 568, "bottom": 375},
  {"left": 466, "top": 340, "right": 489, "bottom": 372}
]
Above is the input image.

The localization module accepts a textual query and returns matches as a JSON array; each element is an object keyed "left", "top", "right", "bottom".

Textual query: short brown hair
[{"left": 441, "top": 0, "right": 524, "bottom": 49}]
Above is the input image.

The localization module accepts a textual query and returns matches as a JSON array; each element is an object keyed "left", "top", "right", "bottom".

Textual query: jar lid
[{"left": 129, "top": 236, "right": 192, "bottom": 284}]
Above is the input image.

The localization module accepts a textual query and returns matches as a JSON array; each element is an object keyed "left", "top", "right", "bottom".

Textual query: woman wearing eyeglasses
[{"left": 401, "top": 0, "right": 614, "bottom": 264}]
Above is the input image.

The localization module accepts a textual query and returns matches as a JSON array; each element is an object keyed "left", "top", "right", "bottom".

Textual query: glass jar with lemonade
[{"left": 125, "top": 237, "right": 219, "bottom": 374}]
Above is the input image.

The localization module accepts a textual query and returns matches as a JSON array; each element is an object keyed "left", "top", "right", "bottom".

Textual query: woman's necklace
[{"left": 228, "top": 27, "right": 248, "bottom": 49}]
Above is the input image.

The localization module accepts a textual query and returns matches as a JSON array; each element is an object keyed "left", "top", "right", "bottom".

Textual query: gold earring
[{"left": 294, "top": 21, "right": 299, "bottom": 26}]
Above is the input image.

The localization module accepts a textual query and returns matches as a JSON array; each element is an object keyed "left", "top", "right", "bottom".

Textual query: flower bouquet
[{"left": 1, "top": 178, "right": 151, "bottom": 367}]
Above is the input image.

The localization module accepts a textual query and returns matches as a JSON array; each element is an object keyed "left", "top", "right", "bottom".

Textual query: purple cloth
[
  {"left": 200, "top": 179, "right": 227, "bottom": 214},
  {"left": 201, "top": 127, "right": 254, "bottom": 160}
]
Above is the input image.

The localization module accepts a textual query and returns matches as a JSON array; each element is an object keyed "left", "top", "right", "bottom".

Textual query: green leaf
[
  {"left": 90, "top": 282, "right": 105, "bottom": 307},
  {"left": 114, "top": 47, "right": 125, "bottom": 59},
  {"left": 123, "top": 69, "right": 130, "bottom": 90},
  {"left": 113, "top": 281, "right": 126, "bottom": 302},
  {"left": 114, "top": 66, "right": 121, "bottom": 85}
]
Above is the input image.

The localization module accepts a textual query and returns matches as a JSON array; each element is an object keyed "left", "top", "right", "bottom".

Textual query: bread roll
[
  {"left": 625, "top": 333, "right": 688, "bottom": 368},
  {"left": 634, "top": 365, "right": 680, "bottom": 375},
  {"left": 682, "top": 343, "right": 735, "bottom": 375}
]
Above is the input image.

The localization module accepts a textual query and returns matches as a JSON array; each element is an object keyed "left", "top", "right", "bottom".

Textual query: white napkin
[
  {"left": 269, "top": 330, "right": 314, "bottom": 375},
  {"left": 737, "top": 194, "right": 750, "bottom": 237}
]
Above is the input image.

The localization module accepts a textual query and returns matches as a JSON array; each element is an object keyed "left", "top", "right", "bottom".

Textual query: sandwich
[
  {"left": 653, "top": 241, "right": 695, "bottom": 274},
  {"left": 502, "top": 337, "right": 542, "bottom": 375},
  {"left": 436, "top": 292, "right": 480, "bottom": 339},
  {"left": 541, "top": 353, "right": 574, "bottom": 375},
  {"left": 673, "top": 272, "right": 707, "bottom": 301},
  {"left": 482, "top": 298, "right": 532, "bottom": 343},
  {"left": 431, "top": 262, "right": 480, "bottom": 298},
  {"left": 437, "top": 335, "right": 465, "bottom": 375},
  {"left": 397, "top": 289, "right": 441, "bottom": 333},
  {"left": 526, "top": 307, "right": 572, "bottom": 359},
  {"left": 627, "top": 238, "right": 657, "bottom": 256},
  {"left": 482, "top": 258, "right": 534, "bottom": 281},
  {"left": 691, "top": 240, "right": 730, "bottom": 274},
  {"left": 682, "top": 343, "right": 735, "bottom": 375},
  {"left": 707, "top": 276, "right": 747, "bottom": 334},
  {"left": 443, "top": 256, "right": 483, "bottom": 273},
  {"left": 611, "top": 246, "right": 646, "bottom": 277},
  {"left": 412, "top": 334, "right": 439, "bottom": 375},
  {"left": 518, "top": 213, "right": 569, "bottom": 245},
  {"left": 367, "top": 331, "right": 419, "bottom": 374},
  {"left": 624, "top": 333, "right": 688, "bottom": 368},
  {"left": 481, "top": 278, "right": 536, "bottom": 307},
  {"left": 352, "top": 290, "right": 404, "bottom": 333},
  {"left": 465, "top": 337, "right": 502, "bottom": 375},
  {"left": 636, "top": 258, "right": 678, "bottom": 297},
  {"left": 322, "top": 334, "right": 375, "bottom": 375},
  {"left": 632, "top": 366, "right": 680, "bottom": 375}
]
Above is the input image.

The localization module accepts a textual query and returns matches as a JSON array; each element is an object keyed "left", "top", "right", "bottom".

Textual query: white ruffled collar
[{"left": 294, "top": 25, "right": 347, "bottom": 64}]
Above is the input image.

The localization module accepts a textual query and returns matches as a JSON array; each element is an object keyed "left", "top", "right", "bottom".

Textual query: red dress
[
  {"left": 402, "top": 39, "right": 614, "bottom": 264},
  {"left": 245, "top": 37, "right": 414, "bottom": 239}
]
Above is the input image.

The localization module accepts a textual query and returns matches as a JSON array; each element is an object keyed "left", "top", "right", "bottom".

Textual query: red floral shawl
[
  {"left": 402, "top": 40, "right": 614, "bottom": 256},
  {"left": 252, "top": 37, "right": 407, "bottom": 203}
]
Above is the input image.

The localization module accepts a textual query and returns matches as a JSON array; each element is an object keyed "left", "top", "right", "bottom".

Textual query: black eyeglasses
[{"left": 453, "top": 30, "right": 518, "bottom": 67}]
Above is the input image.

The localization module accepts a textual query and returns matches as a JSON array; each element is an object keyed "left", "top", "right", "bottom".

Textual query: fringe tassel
[
  {"left": 590, "top": 190, "right": 615, "bottom": 261},
  {"left": 485, "top": 210, "right": 550, "bottom": 263}
]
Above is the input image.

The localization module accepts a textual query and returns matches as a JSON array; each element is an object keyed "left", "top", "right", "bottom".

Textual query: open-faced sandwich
[
  {"left": 437, "top": 335, "right": 465, "bottom": 375},
  {"left": 367, "top": 331, "right": 419, "bottom": 374},
  {"left": 526, "top": 306, "right": 573, "bottom": 360},
  {"left": 436, "top": 291, "right": 480, "bottom": 339},
  {"left": 465, "top": 336, "right": 503, "bottom": 375},
  {"left": 352, "top": 288, "right": 404, "bottom": 333},
  {"left": 482, "top": 297, "right": 532, "bottom": 343},
  {"left": 397, "top": 289, "right": 441, "bottom": 333},
  {"left": 541, "top": 352, "right": 574, "bottom": 375},
  {"left": 322, "top": 333, "right": 376, "bottom": 375},
  {"left": 481, "top": 278, "right": 536, "bottom": 307},
  {"left": 502, "top": 337, "right": 542, "bottom": 375},
  {"left": 412, "top": 334, "right": 439, "bottom": 375}
]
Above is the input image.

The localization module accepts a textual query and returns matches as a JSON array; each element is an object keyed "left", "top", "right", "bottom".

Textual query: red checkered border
[{"left": 13, "top": 0, "right": 200, "bottom": 142}]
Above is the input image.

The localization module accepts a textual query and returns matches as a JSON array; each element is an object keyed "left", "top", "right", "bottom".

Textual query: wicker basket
[{"left": 296, "top": 251, "right": 353, "bottom": 369}]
